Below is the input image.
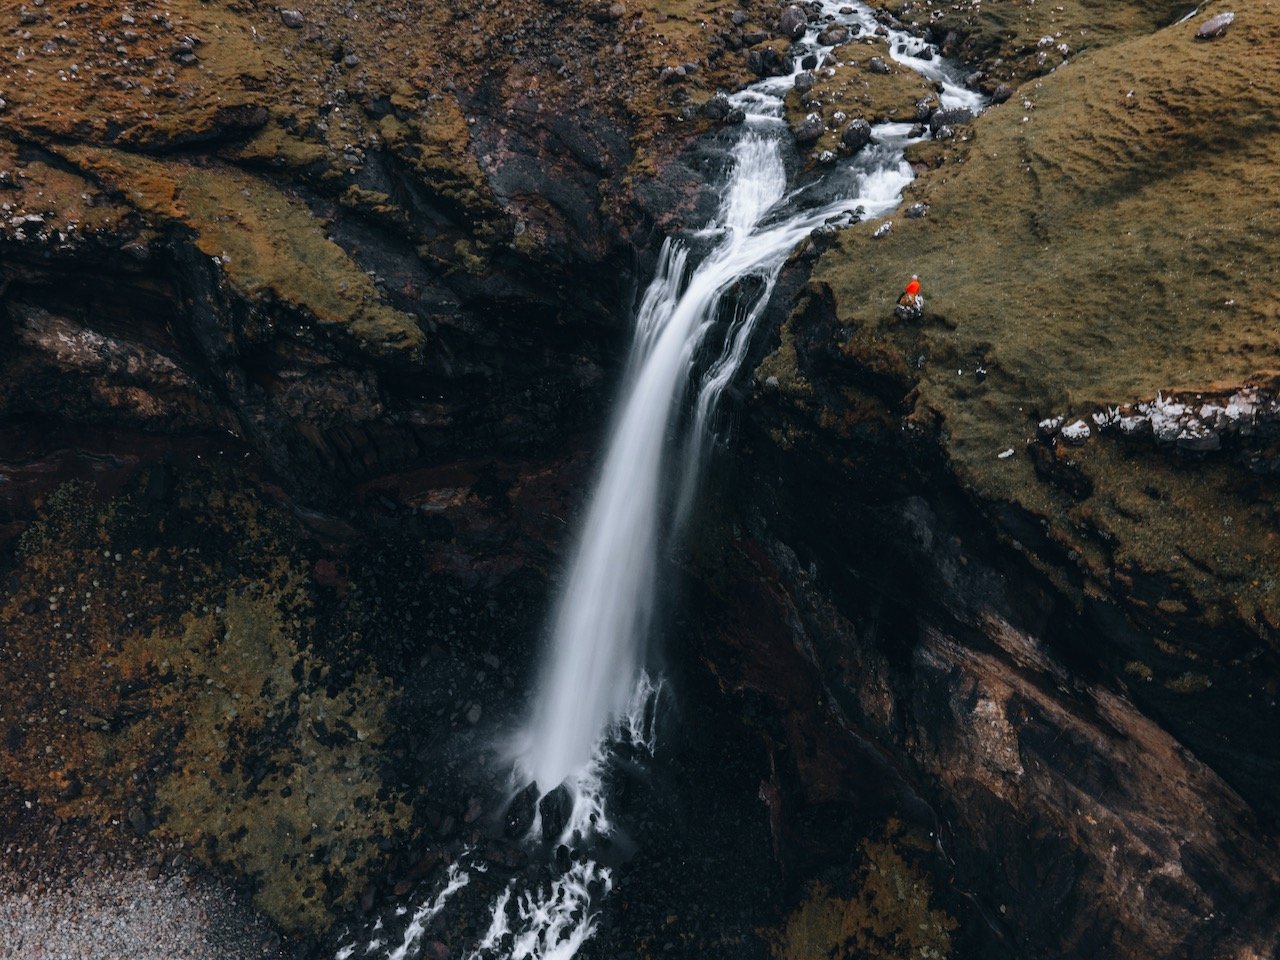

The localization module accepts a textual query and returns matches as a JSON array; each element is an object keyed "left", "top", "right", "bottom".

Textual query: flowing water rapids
[{"left": 334, "top": 4, "right": 982, "bottom": 958}]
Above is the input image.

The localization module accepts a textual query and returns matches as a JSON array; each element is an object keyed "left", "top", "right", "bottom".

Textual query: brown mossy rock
[
  {"left": 61, "top": 145, "right": 426, "bottom": 356},
  {"left": 769, "top": 824, "right": 956, "bottom": 960},
  {"left": 0, "top": 474, "right": 411, "bottom": 934},
  {"left": 784, "top": 40, "right": 935, "bottom": 159}
]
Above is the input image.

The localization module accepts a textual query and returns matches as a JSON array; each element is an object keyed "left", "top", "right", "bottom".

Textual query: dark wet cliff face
[{"left": 4, "top": 0, "right": 1280, "bottom": 957}]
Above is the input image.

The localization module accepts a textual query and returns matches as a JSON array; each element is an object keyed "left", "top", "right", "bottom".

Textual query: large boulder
[
  {"left": 778, "top": 5, "right": 807, "bottom": 40},
  {"left": 746, "top": 45, "right": 794, "bottom": 77},
  {"left": 841, "top": 118, "right": 872, "bottom": 152}
]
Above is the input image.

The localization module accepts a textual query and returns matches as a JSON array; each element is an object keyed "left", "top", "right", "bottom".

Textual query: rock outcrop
[{"left": 726, "top": 2, "right": 1280, "bottom": 956}]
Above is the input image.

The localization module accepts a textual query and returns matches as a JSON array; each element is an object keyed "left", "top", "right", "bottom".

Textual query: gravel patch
[{"left": 0, "top": 865, "right": 285, "bottom": 960}]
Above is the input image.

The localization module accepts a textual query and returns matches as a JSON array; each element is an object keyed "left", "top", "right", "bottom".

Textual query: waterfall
[
  {"left": 516, "top": 40, "right": 983, "bottom": 821},
  {"left": 335, "top": 3, "right": 984, "bottom": 958}
]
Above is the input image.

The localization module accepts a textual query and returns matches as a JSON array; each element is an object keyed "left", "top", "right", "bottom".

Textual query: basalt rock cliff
[{"left": 2, "top": 0, "right": 1279, "bottom": 957}]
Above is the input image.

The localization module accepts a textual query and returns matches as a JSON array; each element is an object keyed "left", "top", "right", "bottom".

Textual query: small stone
[
  {"left": 929, "top": 107, "right": 973, "bottom": 133},
  {"left": 608, "top": 2, "right": 626, "bottom": 18},
  {"left": 801, "top": 53, "right": 818, "bottom": 70},
  {"left": 1196, "top": 11, "right": 1234, "bottom": 39},
  {"left": 817, "top": 26, "right": 848, "bottom": 45},
  {"left": 991, "top": 83, "right": 1014, "bottom": 104},
  {"left": 872, "top": 220, "right": 892, "bottom": 239},
  {"left": 700, "top": 93, "right": 732, "bottom": 120},
  {"left": 792, "top": 113, "right": 824, "bottom": 144},
  {"left": 1060, "top": 419, "right": 1091, "bottom": 445},
  {"left": 466, "top": 703, "right": 482, "bottom": 724},
  {"left": 659, "top": 65, "right": 684, "bottom": 84},
  {"left": 725, "top": 107, "right": 747, "bottom": 124},
  {"left": 127, "top": 805, "right": 149, "bottom": 835},
  {"left": 905, "top": 202, "right": 928, "bottom": 219},
  {"left": 342, "top": 53, "right": 360, "bottom": 67},
  {"left": 793, "top": 70, "right": 815, "bottom": 93},
  {"left": 867, "top": 56, "right": 891, "bottom": 75},
  {"left": 279, "top": 8, "right": 304, "bottom": 28}
]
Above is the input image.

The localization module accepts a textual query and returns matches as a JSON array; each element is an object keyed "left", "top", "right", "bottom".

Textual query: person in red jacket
[{"left": 899, "top": 274, "right": 922, "bottom": 306}]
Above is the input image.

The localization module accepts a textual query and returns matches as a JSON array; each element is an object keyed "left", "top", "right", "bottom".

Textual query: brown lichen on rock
[
  {"left": 150, "top": 588, "right": 410, "bottom": 934},
  {"left": 0, "top": 472, "right": 411, "bottom": 934},
  {"left": 770, "top": 825, "right": 956, "bottom": 960}
]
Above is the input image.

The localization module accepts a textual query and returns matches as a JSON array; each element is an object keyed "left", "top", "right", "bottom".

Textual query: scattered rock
[
  {"left": 278, "top": 8, "right": 304, "bottom": 28},
  {"left": 503, "top": 782, "right": 538, "bottom": 838},
  {"left": 700, "top": 93, "right": 732, "bottom": 120},
  {"left": 127, "top": 805, "right": 149, "bottom": 835},
  {"left": 778, "top": 5, "right": 807, "bottom": 40},
  {"left": 1060, "top": 419, "right": 1091, "bottom": 445},
  {"left": 801, "top": 53, "right": 818, "bottom": 70},
  {"left": 792, "top": 113, "right": 825, "bottom": 144},
  {"left": 1196, "top": 11, "right": 1235, "bottom": 39},
  {"left": 914, "top": 96, "right": 939, "bottom": 122},
  {"left": 867, "top": 56, "right": 891, "bottom": 75},
  {"left": 538, "top": 783, "right": 573, "bottom": 842},
  {"left": 746, "top": 46, "right": 793, "bottom": 77},
  {"left": 991, "top": 83, "right": 1015, "bottom": 104},
  {"left": 872, "top": 220, "right": 892, "bottom": 239},
  {"left": 794, "top": 71, "right": 815, "bottom": 93},
  {"left": 817, "top": 26, "right": 849, "bottom": 45},
  {"left": 929, "top": 107, "right": 973, "bottom": 132},
  {"left": 841, "top": 118, "right": 872, "bottom": 152}
]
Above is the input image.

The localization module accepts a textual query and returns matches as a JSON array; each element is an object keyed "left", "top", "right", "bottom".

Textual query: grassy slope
[{"left": 810, "top": 0, "right": 1280, "bottom": 629}]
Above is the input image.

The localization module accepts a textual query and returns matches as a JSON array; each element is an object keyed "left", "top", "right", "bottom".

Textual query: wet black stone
[
  {"left": 504, "top": 781, "right": 538, "bottom": 838},
  {"left": 538, "top": 782, "right": 573, "bottom": 842},
  {"left": 929, "top": 107, "right": 973, "bottom": 132}
]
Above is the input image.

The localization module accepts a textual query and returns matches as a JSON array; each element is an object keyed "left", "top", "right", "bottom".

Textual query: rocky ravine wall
[{"left": 716, "top": 1, "right": 1280, "bottom": 957}]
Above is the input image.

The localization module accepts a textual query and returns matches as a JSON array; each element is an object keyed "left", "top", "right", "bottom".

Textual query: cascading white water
[
  {"left": 515, "top": 3, "right": 984, "bottom": 815},
  {"left": 338, "top": 5, "right": 983, "bottom": 959}
]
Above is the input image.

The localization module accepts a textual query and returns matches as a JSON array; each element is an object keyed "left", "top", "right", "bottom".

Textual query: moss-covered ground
[{"left": 786, "top": 0, "right": 1280, "bottom": 644}]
